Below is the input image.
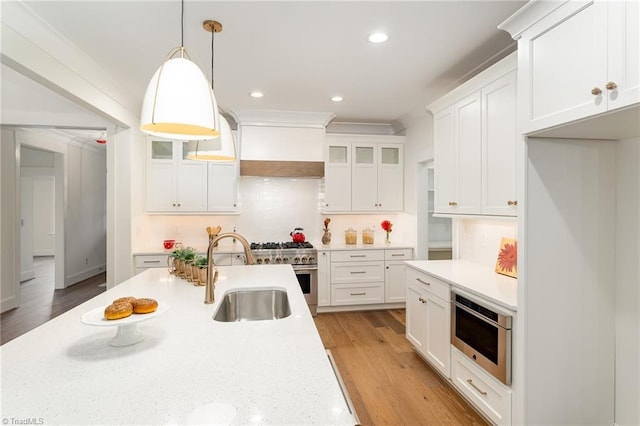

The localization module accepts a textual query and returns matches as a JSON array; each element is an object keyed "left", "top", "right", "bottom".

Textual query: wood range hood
[{"left": 239, "top": 160, "right": 324, "bottom": 178}]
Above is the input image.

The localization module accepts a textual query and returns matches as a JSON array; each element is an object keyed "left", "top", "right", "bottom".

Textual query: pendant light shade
[
  {"left": 185, "top": 114, "right": 236, "bottom": 160},
  {"left": 140, "top": 49, "right": 221, "bottom": 140}
]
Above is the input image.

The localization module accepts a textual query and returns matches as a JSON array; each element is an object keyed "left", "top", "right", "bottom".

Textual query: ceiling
[{"left": 2, "top": 0, "right": 526, "bottom": 137}]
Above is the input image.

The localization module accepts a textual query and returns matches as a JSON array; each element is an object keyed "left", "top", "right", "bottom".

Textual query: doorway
[{"left": 19, "top": 145, "right": 66, "bottom": 290}]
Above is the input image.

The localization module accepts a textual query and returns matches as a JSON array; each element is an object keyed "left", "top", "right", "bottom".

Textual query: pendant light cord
[
  {"left": 180, "top": 0, "right": 184, "bottom": 47},
  {"left": 211, "top": 26, "right": 215, "bottom": 90}
]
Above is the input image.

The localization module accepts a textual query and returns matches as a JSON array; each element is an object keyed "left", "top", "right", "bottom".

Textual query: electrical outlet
[{"left": 85, "top": 258, "right": 89, "bottom": 265}]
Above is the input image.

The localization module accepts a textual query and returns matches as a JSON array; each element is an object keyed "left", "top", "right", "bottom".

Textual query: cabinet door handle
[
  {"left": 507, "top": 200, "right": 518, "bottom": 206},
  {"left": 350, "top": 271, "right": 367, "bottom": 274},
  {"left": 605, "top": 81, "right": 617, "bottom": 90},
  {"left": 143, "top": 260, "right": 161, "bottom": 264},
  {"left": 416, "top": 278, "right": 431, "bottom": 286},
  {"left": 418, "top": 297, "right": 427, "bottom": 303},
  {"left": 391, "top": 254, "right": 405, "bottom": 257},
  {"left": 448, "top": 201, "right": 458, "bottom": 207},
  {"left": 591, "top": 87, "right": 602, "bottom": 96},
  {"left": 466, "top": 379, "right": 488, "bottom": 396},
  {"left": 350, "top": 255, "right": 366, "bottom": 258},
  {"left": 350, "top": 292, "right": 366, "bottom": 296}
]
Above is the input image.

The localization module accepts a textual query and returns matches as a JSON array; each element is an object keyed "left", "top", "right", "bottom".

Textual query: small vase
[
  {"left": 385, "top": 231, "right": 391, "bottom": 244},
  {"left": 321, "top": 229, "right": 332, "bottom": 245}
]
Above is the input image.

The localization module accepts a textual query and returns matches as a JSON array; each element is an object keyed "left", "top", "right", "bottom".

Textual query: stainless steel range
[{"left": 250, "top": 242, "right": 318, "bottom": 316}]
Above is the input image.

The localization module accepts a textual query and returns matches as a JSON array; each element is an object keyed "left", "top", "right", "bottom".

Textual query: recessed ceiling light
[
  {"left": 331, "top": 96, "right": 344, "bottom": 102},
  {"left": 368, "top": 32, "right": 388, "bottom": 44},
  {"left": 249, "top": 91, "right": 264, "bottom": 98}
]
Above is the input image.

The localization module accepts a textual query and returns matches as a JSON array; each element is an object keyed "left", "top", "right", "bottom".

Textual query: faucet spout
[{"left": 205, "top": 232, "right": 255, "bottom": 304}]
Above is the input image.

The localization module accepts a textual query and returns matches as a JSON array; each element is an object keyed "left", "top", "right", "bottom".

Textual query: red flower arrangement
[{"left": 381, "top": 220, "right": 393, "bottom": 243}]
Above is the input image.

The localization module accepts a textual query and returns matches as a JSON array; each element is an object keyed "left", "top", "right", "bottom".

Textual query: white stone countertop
[
  {"left": 316, "top": 242, "right": 413, "bottom": 251},
  {"left": 0, "top": 266, "right": 355, "bottom": 425},
  {"left": 405, "top": 260, "right": 517, "bottom": 312}
]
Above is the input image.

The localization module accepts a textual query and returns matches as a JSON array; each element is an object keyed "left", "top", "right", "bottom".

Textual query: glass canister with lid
[
  {"left": 362, "top": 227, "right": 374, "bottom": 244},
  {"left": 345, "top": 228, "right": 357, "bottom": 245}
]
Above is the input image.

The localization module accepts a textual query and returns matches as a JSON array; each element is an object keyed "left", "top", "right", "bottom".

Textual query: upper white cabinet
[
  {"left": 324, "top": 134, "right": 405, "bottom": 213},
  {"left": 146, "top": 140, "right": 208, "bottom": 212},
  {"left": 429, "top": 53, "right": 517, "bottom": 217},
  {"left": 499, "top": 0, "right": 639, "bottom": 135},
  {"left": 207, "top": 161, "right": 238, "bottom": 212},
  {"left": 146, "top": 138, "right": 238, "bottom": 214},
  {"left": 324, "top": 140, "right": 352, "bottom": 212}
]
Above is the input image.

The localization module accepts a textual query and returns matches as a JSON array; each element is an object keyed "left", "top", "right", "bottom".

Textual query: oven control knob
[
  {"left": 264, "top": 257, "right": 271, "bottom": 264},
  {"left": 275, "top": 257, "right": 282, "bottom": 264},
  {"left": 256, "top": 258, "right": 263, "bottom": 265},
  {"left": 301, "top": 256, "right": 308, "bottom": 264},
  {"left": 308, "top": 256, "right": 316, "bottom": 264},
  {"left": 294, "top": 256, "right": 301, "bottom": 264},
  {"left": 282, "top": 257, "right": 290, "bottom": 264}
]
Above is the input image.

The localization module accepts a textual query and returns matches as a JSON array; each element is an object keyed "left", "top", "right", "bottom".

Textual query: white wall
[
  {"left": 1, "top": 129, "right": 20, "bottom": 312},
  {"left": 615, "top": 137, "right": 640, "bottom": 426}
]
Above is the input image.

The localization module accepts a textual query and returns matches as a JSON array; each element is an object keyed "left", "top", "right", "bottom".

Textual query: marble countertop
[
  {"left": 406, "top": 260, "right": 517, "bottom": 311},
  {"left": 0, "top": 266, "right": 355, "bottom": 425}
]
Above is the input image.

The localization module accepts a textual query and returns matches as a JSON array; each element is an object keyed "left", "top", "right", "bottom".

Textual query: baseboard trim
[
  {"left": 66, "top": 264, "right": 106, "bottom": 287},
  {"left": 20, "top": 269, "right": 35, "bottom": 282},
  {"left": 317, "top": 302, "right": 405, "bottom": 313}
]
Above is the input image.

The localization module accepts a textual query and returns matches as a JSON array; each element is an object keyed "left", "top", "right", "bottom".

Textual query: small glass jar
[
  {"left": 345, "top": 228, "right": 357, "bottom": 245},
  {"left": 362, "top": 228, "right": 374, "bottom": 244}
]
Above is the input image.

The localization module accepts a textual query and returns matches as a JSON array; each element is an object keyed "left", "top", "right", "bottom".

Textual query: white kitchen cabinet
[
  {"left": 324, "top": 134, "right": 404, "bottom": 213},
  {"left": 146, "top": 140, "right": 207, "bottom": 213},
  {"left": 405, "top": 266, "right": 451, "bottom": 378},
  {"left": 207, "top": 161, "right": 238, "bottom": 212},
  {"left": 317, "top": 250, "right": 331, "bottom": 307},
  {"left": 323, "top": 139, "right": 352, "bottom": 212},
  {"left": 384, "top": 249, "right": 413, "bottom": 303},
  {"left": 134, "top": 253, "right": 232, "bottom": 274},
  {"left": 429, "top": 53, "right": 517, "bottom": 217},
  {"left": 451, "top": 347, "right": 512, "bottom": 425},
  {"left": 500, "top": 0, "right": 639, "bottom": 135},
  {"left": 482, "top": 70, "right": 518, "bottom": 215},
  {"left": 352, "top": 143, "right": 404, "bottom": 212},
  {"left": 330, "top": 249, "right": 384, "bottom": 306}
]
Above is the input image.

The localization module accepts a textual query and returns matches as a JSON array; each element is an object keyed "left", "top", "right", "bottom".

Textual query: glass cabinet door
[{"left": 150, "top": 141, "right": 173, "bottom": 160}]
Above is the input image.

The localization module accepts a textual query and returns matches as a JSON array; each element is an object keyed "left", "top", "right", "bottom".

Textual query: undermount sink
[{"left": 213, "top": 289, "right": 291, "bottom": 322}]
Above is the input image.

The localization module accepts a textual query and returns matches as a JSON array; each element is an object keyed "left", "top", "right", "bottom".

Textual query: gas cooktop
[{"left": 250, "top": 242, "right": 314, "bottom": 250}]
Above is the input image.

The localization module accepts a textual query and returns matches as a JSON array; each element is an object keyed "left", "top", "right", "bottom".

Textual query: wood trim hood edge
[{"left": 239, "top": 160, "right": 325, "bottom": 177}]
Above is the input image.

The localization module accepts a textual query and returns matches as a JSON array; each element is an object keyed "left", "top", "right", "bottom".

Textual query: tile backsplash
[
  {"left": 133, "top": 177, "right": 413, "bottom": 250},
  {"left": 455, "top": 218, "right": 518, "bottom": 267}
]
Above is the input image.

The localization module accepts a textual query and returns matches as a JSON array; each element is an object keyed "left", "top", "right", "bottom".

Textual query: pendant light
[
  {"left": 140, "top": 0, "right": 220, "bottom": 140},
  {"left": 186, "top": 20, "right": 237, "bottom": 161}
]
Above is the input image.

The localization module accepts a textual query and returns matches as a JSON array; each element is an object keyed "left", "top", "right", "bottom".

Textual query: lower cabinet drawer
[
  {"left": 451, "top": 347, "right": 512, "bottom": 425},
  {"left": 331, "top": 262, "right": 384, "bottom": 284},
  {"left": 331, "top": 283, "right": 384, "bottom": 306},
  {"left": 135, "top": 255, "right": 169, "bottom": 269}
]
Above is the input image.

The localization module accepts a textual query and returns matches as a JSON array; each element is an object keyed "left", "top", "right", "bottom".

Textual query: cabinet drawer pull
[
  {"left": 507, "top": 200, "right": 518, "bottom": 206},
  {"left": 350, "top": 292, "right": 366, "bottom": 296},
  {"left": 591, "top": 87, "right": 602, "bottom": 96},
  {"left": 418, "top": 297, "right": 426, "bottom": 303},
  {"left": 605, "top": 81, "right": 617, "bottom": 90},
  {"left": 466, "top": 379, "right": 488, "bottom": 396},
  {"left": 391, "top": 254, "right": 405, "bottom": 257},
  {"left": 350, "top": 255, "right": 366, "bottom": 258},
  {"left": 143, "top": 260, "right": 161, "bottom": 264},
  {"left": 350, "top": 271, "right": 367, "bottom": 274},
  {"left": 448, "top": 201, "right": 458, "bottom": 207},
  {"left": 416, "top": 278, "right": 431, "bottom": 286}
]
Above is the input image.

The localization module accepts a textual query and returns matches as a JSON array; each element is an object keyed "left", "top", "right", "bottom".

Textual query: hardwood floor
[
  {"left": 0, "top": 256, "right": 106, "bottom": 345},
  {"left": 314, "top": 309, "right": 488, "bottom": 426}
]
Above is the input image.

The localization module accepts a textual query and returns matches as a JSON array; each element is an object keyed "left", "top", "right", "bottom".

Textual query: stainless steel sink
[{"left": 213, "top": 289, "right": 291, "bottom": 322}]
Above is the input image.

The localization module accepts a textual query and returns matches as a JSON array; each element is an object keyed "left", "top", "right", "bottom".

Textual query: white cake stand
[{"left": 81, "top": 302, "right": 168, "bottom": 347}]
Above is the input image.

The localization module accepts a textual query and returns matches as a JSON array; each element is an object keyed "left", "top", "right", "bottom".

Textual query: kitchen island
[{"left": 0, "top": 266, "right": 355, "bottom": 425}]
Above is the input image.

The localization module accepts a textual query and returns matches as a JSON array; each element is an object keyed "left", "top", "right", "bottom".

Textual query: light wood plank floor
[
  {"left": 314, "top": 309, "right": 488, "bottom": 426},
  {"left": 0, "top": 256, "right": 106, "bottom": 345}
]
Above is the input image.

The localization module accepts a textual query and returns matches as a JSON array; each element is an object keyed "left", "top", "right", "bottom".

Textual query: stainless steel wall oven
[{"left": 451, "top": 291, "right": 512, "bottom": 385}]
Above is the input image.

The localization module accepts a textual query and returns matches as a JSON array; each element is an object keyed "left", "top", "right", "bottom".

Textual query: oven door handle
[{"left": 453, "top": 301, "right": 505, "bottom": 329}]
